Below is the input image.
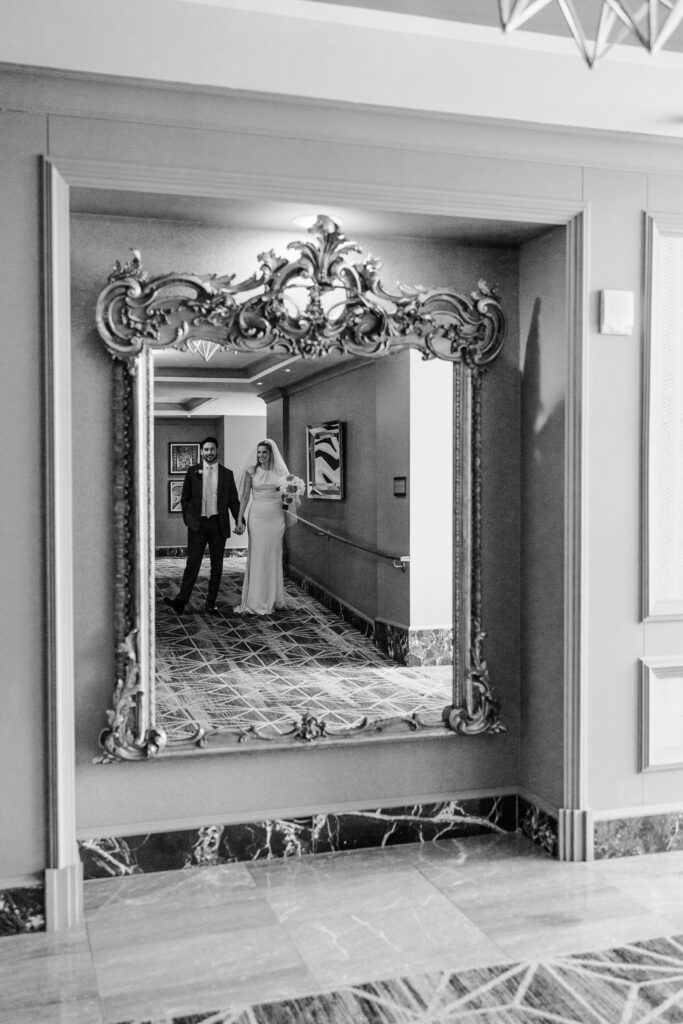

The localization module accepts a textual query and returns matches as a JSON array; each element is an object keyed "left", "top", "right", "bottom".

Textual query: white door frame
[{"left": 43, "top": 155, "right": 589, "bottom": 927}]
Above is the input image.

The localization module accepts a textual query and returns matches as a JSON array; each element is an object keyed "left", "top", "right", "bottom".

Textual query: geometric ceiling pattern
[{"left": 499, "top": 0, "right": 683, "bottom": 66}]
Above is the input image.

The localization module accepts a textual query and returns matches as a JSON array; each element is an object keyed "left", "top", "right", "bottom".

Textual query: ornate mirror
[{"left": 94, "top": 214, "right": 507, "bottom": 760}]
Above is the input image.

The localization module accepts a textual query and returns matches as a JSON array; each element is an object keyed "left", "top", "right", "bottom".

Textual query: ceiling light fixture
[{"left": 498, "top": 0, "right": 683, "bottom": 67}]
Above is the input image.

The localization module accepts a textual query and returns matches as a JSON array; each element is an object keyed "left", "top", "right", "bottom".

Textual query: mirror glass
[{"left": 152, "top": 345, "right": 454, "bottom": 744}]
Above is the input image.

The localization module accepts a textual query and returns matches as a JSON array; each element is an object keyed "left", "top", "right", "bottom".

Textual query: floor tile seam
[
  {"left": 87, "top": 914, "right": 323, "bottom": 975},
  {"left": 81, "top": 930, "right": 114, "bottom": 1024},
  {"left": 271, "top": 893, "right": 514, "bottom": 974},
  {"left": 247, "top": 876, "right": 460, "bottom": 910},
  {"left": 429, "top": 878, "right": 652, "bottom": 916}
]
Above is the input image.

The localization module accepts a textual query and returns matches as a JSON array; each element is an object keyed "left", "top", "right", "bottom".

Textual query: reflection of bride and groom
[{"left": 163, "top": 436, "right": 301, "bottom": 617}]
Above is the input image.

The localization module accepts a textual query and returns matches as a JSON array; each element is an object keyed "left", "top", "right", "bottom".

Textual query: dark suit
[{"left": 175, "top": 462, "right": 241, "bottom": 608}]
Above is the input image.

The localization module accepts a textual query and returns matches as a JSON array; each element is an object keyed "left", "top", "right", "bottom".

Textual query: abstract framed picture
[
  {"left": 168, "top": 479, "right": 184, "bottom": 513},
  {"left": 169, "top": 442, "right": 200, "bottom": 475},
  {"left": 306, "top": 422, "right": 344, "bottom": 500}
]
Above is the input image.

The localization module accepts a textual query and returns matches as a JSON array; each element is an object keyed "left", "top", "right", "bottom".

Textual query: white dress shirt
[{"left": 201, "top": 462, "right": 218, "bottom": 517}]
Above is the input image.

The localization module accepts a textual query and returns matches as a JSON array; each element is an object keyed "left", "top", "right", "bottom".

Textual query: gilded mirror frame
[{"left": 94, "top": 215, "right": 507, "bottom": 760}]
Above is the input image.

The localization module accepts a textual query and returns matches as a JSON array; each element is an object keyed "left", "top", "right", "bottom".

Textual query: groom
[{"left": 164, "top": 436, "right": 242, "bottom": 614}]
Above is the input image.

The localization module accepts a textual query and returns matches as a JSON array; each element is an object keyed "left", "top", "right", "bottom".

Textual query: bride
[{"left": 234, "top": 439, "right": 298, "bottom": 615}]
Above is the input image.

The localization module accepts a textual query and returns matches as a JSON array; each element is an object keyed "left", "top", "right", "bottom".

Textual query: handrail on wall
[{"left": 293, "top": 514, "right": 410, "bottom": 571}]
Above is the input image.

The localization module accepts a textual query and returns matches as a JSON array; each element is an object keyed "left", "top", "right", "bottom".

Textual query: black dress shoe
[
  {"left": 163, "top": 596, "right": 185, "bottom": 614},
  {"left": 205, "top": 602, "right": 219, "bottom": 613}
]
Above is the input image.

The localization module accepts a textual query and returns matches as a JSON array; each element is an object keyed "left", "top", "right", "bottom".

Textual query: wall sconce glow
[
  {"left": 293, "top": 214, "right": 342, "bottom": 230},
  {"left": 498, "top": 0, "right": 683, "bottom": 67}
]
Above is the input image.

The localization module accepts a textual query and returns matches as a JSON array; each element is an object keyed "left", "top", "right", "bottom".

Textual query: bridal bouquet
[{"left": 277, "top": 473, "right": 305, "bottom": 510}]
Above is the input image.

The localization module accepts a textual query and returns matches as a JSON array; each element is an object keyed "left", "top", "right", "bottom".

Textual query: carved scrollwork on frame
[
  {"left": 95, "top": 214, "right": 507, "bottom": 760},
  {"left": 96, "top": 215, "right": 505, "bottom": 367}
]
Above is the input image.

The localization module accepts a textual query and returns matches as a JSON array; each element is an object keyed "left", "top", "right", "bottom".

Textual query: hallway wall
[{"left": 4, "top": 62, "right": 683, "bottom": 883}]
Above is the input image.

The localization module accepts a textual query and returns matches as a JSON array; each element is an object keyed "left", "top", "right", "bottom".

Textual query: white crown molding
[
  {"left": 3, "top": 0, "right": 683, "bottom": 137},
  {"left": 6, "top": 65, "right": 683, "bottom": 176},
  {"left": 54, "top": 156, "right": 586, "bottom": 225}
]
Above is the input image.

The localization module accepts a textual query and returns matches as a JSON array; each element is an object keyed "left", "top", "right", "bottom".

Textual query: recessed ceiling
[{"left": 71, "top": 188, "right": 548, "bottom": 247}]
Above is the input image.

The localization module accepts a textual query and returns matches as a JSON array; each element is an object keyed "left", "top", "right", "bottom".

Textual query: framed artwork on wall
[
  {"left": 306, "top": 421, "right": 344, "bottom": 500},
  {"left": 168, "top": 479, "right": 184, "bottom": 513},
  {"left": 169, "top": 442, "right": 200, "bottom": 474}
]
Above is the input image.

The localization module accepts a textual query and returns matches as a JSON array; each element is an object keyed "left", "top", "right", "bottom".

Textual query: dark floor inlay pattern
[
  {"left": 115, "top": 933, "right": 683, "bottom": 1023},
  {"left": 155, "top": 557, "right": 451, "bottom": 738}
]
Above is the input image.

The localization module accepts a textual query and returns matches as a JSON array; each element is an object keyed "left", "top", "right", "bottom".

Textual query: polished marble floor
[{"left": 3, "top": 833, "right": 683, "bottom": 1023}]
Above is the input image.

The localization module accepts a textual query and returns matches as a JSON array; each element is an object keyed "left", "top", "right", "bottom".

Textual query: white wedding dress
[{"left": 235, "top": 469, "right": 288, "bottom": 615}]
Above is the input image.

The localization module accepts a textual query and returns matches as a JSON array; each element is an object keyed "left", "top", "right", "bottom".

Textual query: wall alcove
[
  {"left": 44, "top": 151, "right": 586, "bottom": 926},
  {"left": 87, "top": 207, "right": 526, "bottom": 760}
]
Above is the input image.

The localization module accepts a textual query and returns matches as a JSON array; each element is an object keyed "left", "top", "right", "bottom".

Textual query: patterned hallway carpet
[
  {"left": 117, "top": 932, "right": 683, "bottom": 1023},
  {"left": 155, "top": 557, "right": 451, "bottom": 740}
]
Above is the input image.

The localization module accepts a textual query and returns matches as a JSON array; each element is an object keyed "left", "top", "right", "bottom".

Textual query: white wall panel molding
[
  {"left": 640, "top": 656, "right": 683, "bottom": 771},
  {"left": 643, "top": 213, "right": 683, "bottom": 620}
]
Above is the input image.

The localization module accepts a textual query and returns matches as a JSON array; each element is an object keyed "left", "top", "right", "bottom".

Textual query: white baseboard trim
[
  {"left": 558, "top": 808, "right": 594, "bottom": 861},
  {"left": 45, "top": 862, "right": 84, "bottom": 931}
]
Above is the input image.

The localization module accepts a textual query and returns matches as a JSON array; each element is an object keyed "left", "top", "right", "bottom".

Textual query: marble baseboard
[
  {"left": 594, "top": 811, "right": 683, "bottom": 859},
  {"left": 286, "top": 570, "right": 453, "bottom": 669},
  {"left": 155, "top": 547, "right": 248, "bottom": 558},
  {"left": 286, "top": 568, "right": 377, "bottom": 642},
  {"left": 408, "top": 627, "right": 453, "bottom": 667},
  {"left": 78, "top": 796, "right": 518, "bottom": 879},
  {"left": 373, "top": 624, "right": 453, "bottom": 668},
  {"left": 517, "top": 797, "right": 559, "bottom": 858},
  {"left": 0, "top": 885, "right": 45, "bottom": 937},
  {"left": 373, "top": 621, "right": 409, "bottom": 665}
]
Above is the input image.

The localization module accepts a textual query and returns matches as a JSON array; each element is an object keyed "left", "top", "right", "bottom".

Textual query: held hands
[{"left": 234, "top": 518, "right": 245, "bottom": 535}]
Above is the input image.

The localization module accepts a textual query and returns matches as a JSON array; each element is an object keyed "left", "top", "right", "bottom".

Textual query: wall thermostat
[{"left": 600, "top": 290, "right": 634, "bottom": 336}]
